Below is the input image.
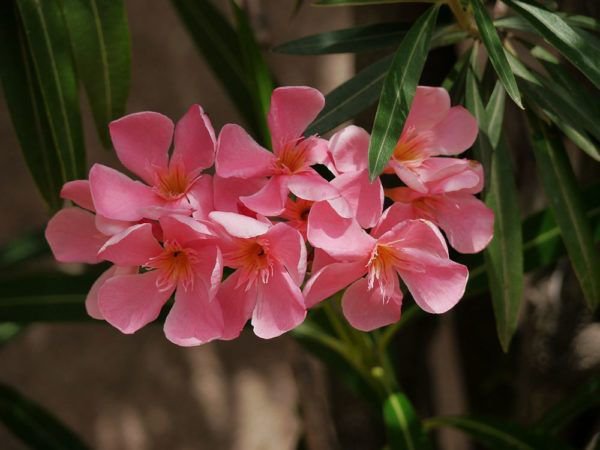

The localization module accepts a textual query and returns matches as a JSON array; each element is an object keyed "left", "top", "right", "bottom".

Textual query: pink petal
[
  {"left": 209, "top": 211, "right": 270, "bottom": 238},
  {"left": 331, "top": 170, "right": 383, "bottom": 228},
  {"left": 186, "top": 175, "right": 214, "bottom": 220},
  {"left": 172, "top": 104, "right": 216, "bottom": 174},
  {"left": 216, "top": 124, "right": 275, "bottom": 178},
  {"left": 215, "top": 271, "right": 257, "bottom": 340},
  {"left": 419, "top": 158, "right": 482, "bottom": 194},
  {"left": 251, "top": 268, "right": 306, "bottom": 339},
  {"left": 381, "top": 219, "right": 449, "bottom": 259},
  {"left": 405, "top": 86, "right": 451, "bottom": 132},
  {"left": 305, "top": 137, "right": 329, "bottom": 165},
  {"left": 303, "top": 260, "right": 367, "bottom": 308},
  {"left": 86, "top": 266, "right": 136, "bottom": 319},
  {"left": 311, "top": 248, "right": 337, "bottom": 274},
  {"left": 159, "top": 214, "right": 216, "bottom": 245},
  {"left": 45, "top": 208, "right": 107, "bottom": 264},
  {"left": 94, "top": 215, "right": 132, "bottom": 236},
  {"left": 213, "top": 175, "right": 266, "bottom": 213},
  {"left": 164, "top": 279, "right": 224, "bottom": 346},
  {"left": 98, "top": 223, "right": 163, "bottom": 266},
  {"left": 430, "top": 106, "right": 478, "bottom": 155},
  {"left": 89, "top": 164, "right": 161, "bottom": 221},
  {"left": 60, "top": 180, "right": 94, "bottom": 211},
  {"left": 307, "top": 201, "right": 375, "bottom": 260},
  {"left": 99, "top": 270, "right": 173, "bottom": 334},
  {"left": 266, "top": 223, "right": 307, "bottom": 285},
  {"left": 398, "top": 252, "right": 468, "bottom": 314},
  {"left": 240, "top": 176, "right": 289, "bottom": 216},
  {"left": 371, "top": 201, "right": 417, "bottom": 238},
  {"left": 109, "top": 111, "right": 173, "bottom": 183},
  {"left": 389, "top": 160, "right": 428, "bottom": 193},
  {"left": 328, "top": 125, "right": 370, "bottom": 173},
  {"left": 268, "top": 86, "right": 325, "bottom": 151},
  {"left": 287, "top": 170, "right": 339, "bottom": 202},
  {"left": 434, "top": 193, "right": 494, "bottom": 253},
  {"left": 342, "top": 278, "right": 402, "bottom": 331}
]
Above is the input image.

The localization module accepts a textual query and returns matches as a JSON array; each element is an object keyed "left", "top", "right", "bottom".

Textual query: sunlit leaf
[
  {"left": 368, "top": 5, "right": 439, "bottom": 179},
  {"left": 384, "top": 393, "right": 432, "bottom": 450}
]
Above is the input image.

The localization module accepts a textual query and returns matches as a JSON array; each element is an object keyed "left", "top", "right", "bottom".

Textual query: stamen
[
  {"left": 366, "top": 244, "right": 401, "bottom": 300},
  {"left": 393, "top": 126, "right": 433, "bottom": 168},
  {"left": 273, "top": 138, "right": 311, "bottom": 175},
  {"left": 153, "top": 164, "right": 193, "bottom": 200},
  {"left": 145, "top": 240, "right": 199, "bottom": 292},
  {"left": 225, "top": 238, "right": 274, "bottom": 289}
]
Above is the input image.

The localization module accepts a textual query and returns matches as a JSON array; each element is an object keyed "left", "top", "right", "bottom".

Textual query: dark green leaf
[
  {"left": 0, "top": 229, "right": 50, "bottom": 269},
  {"left": 273, "top": 22, "right": 408, "bottom": 55},
  {"left": 60, "top": 0, "right": 131, "bottom": 147},
  {"left": 465, "top": 74, "right": 523, "bottom": 352},
  {"left": 314, "top": 0, "right": 436, "bottom": 5},
  {"left": 16, "top": 0, "right": 86, "bottom": 183},
  {"left": 232, "top": 2, "right": 274, "bottom": 148},
  {"left": 170, "top": 0, "right": 262, "bottom": 139},
  {"left": 561, "top": 14, "right": 600, "bottom": 32},
  {"left": 536, "top": 376, "right": 600, "bottom": 434},
  {"left": 469, "top": 0, "right": 522, "bottom": 108},
  {"left": 368, "top": 5, "right": 439, "bottom": 179},
  {"left": 484, "top": 81, "right": 506, "bottom": 148},
  {"left": 425, "top": 416, "right": 572, "bottom": 450},
  {"left": 527, "top": 116, "right": 600, "bottom": 309},
  {"left": 504, "top": 0, "right": 600, "bottom": 88},
  {"left": 305, "top": 55, "right": 392, "bottom": 136},
  {"left": 384, "top": 393, "right": 432, "bottom": 450},
  {"left": 0, "top": 323, "right": 22, "bottom": 348},
  {"left": 0, "top": 3, "right": 67, "bottom": 210},
  {"left": 0, "top": 382, "right": 89, "bottom": 449}
]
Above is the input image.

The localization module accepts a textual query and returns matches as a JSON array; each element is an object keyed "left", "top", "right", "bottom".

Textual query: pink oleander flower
[
  {"left": 45, "top": 179, "right": 141, "bottom": 319},
  {"left": 209, "top": 212, "right": 307, "bottom": 339},
  {"left": 303, "top": 202, "right": 468, "bottom": 331},
  {"left": 89, "top": 105, "right": 216, "bottom": 222},
  {"left": 281, "top": 197, "right": 314, "bottom": 238},
  {"left": 385, "top": 186, "right": 494, "bottom": 254},
  {"left": 386, "top": 86, "right": 479, "bottom": 193},
  {"left": 96, "top": 215, "right": 224, "bottom": 346},
  {"left": 215, "top": 86, "right": 339, "bottom": 216},
  {"left": 326, "top": 125, "right": 384, "bottom": 228}
]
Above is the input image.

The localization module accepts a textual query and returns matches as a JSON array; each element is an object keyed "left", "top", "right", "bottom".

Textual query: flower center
[
  {"left": 412, "top": 196, "right": 438, "bottom": 221},
  {"left": 273, "top": 140, "right": 310, "bottom": 175},
  {"left": 227, "top": 238, "right": 273, "bottom": 288},
  {"left": 153, "top": 164, "right": 192, "bottom": 200},
  {"left": 366, "top": 244, "right": 402, "bottom": 299},
  {"left": 145, "top": 240, "right": 199, "bottom": 291},
  {"left": 393, "top": 127, "right": 432, "bottom": 168}
]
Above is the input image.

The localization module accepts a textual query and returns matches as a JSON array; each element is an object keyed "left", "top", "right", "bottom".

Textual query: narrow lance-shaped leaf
[
  {"left": 0, "top": 2, "right": 63, "bottom": 210},
  {"left": 466, "top": 74, "right": 524, "bottom": 352},
  {"left": 16, "top": 0, "right": 86, "bottom": 182},
  {"left": 60, "top": 0, "right": 131, "bottom": 147},
  {"left": 469, "top": 0, "right": 522, "bottom": 108},
  {"left": 504, "top": 0, "right": 600, "bottom": 88},
  {"left": 170, "top": 0, "right": 262, "bottom": 139},
  {"left": 425, "top": 416, "right": 572, "bottom": 450},
  {"left": 232, "top": 1, "right": 274, "bottom": 149},
  {"left": 0, "top": 382, "right": 90, "bottom": 450},
  {"left": 527, "top": 116, "right": 600, "bottom": 310},
  {"left": 315, "top": 0, "right": 436, "bottom": 5},
  {"left": 368, "top": 5, "right": 439, "bottom": 179},
  {"left": 384, "top": 393, "right": 432, "bottom": 450}
]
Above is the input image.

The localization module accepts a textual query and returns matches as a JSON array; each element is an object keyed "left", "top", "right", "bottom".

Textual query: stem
[{"left": 446, "top": 0, "right": 477, "bottom": 35}]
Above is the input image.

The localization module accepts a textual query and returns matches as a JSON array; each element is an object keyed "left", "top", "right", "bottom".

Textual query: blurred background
[{"left": 0, "top": 1, "right": 598, "bottom": 449}]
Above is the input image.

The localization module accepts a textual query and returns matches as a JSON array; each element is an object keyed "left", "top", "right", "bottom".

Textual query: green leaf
[
  {"left": 0, "top": 3, "right": 68, "bottom": 210},
  {"left": 314, "top": 0, "right": 436, "bottom": 5},
  {"left": 16, "top": 0, "right": 86, "bottom": 183},
  {"left": 305, "top": 55, "right": 392, "bottom": 136},
  {"left": 0, "top": 382, "right": 89, "bottom": 449},
  {"left": 383, "top": 393, "right": 432, "bottom": 450},
  {"left": 527, "top": 116, "right": 600, "bottom": 310},
  {"left": 273, "top": 22, "right": 408, "bottom": 55},
  {"left": 368, "top": 5, "right": 439, "bottom": 180},
  {"left": 504, "top": 0, "right": 600, "bottom": 88},
  {"left": 60, "top": 0, "right": 131, "bottom": 147},
  {"left": 536, "top": 376, "right": 600, "bottom": 434},
  {"left": 484, "top": 81, "right": 506, "bottom": 148},
  {"left": 561, "top": 14, "right": 600, "bottom": 32},
  {"left": 425, "top": 416, "right": 573, "bottom": 450},
  {"left": 0, "top": 229, "right": 50, "bottom": 270},
  {"left": 0, "top": 323, "right": 22, "bottom": 348},
  {"left": 465, "top": 74, "right": 523, "bottom": 352},
  {"left": 232, "top": 1, "right": 274, "bottom": 148},
  {"left": 469, "top": 0, "right": 522, "bottom": 108},
  {"left": 170, "top": 0, "right": 262, "bottom": 139}
]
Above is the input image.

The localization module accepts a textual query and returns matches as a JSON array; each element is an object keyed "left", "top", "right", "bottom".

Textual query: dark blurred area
[{"left": 0, "top": 1, "right": 598, "bottom": 449}]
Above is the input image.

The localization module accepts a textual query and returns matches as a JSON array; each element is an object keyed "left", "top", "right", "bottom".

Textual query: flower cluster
[{"left": 45, "top": 86, "right": 493, "bottom": 345}]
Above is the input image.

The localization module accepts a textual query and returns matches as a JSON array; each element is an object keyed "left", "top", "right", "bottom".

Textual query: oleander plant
[{"left": 0, "top": 0, "right": 598, "bottom": 448}]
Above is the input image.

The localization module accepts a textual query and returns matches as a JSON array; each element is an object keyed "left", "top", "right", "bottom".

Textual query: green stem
[{"left": 446, "top": 0, "right": 477, "bottom": 35}]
